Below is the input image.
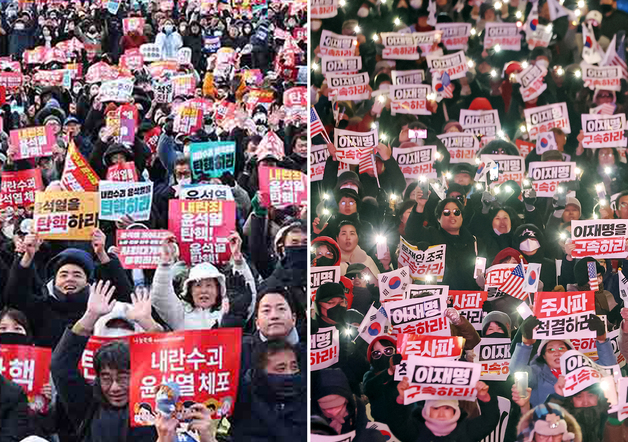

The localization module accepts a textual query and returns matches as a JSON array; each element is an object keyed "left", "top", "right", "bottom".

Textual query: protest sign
[
  {"left": 393, "top": 145, "right": 437, "bottom": 179},
  {"left": 381, "top": 33, "right": 421, "bottom": 60},
  {"left": 450, "top": 291, "right": 487, "bottom": 331},
  {"left": 0, "top": 72, "right": 23, "bottom": 93},
  {"left": 397, "top": 238, "right": 446, "bottom": 281},
  {"left": 177, "top": 48, "right": 192, "bottom": 66},
  {"left": 400, "top": 356, "right": 481, "bottom": 404},
  {"left": 425, "top": 51, "right": 468, "bottom": 80},
  {"left": 310, "top": 266, "right": 342, "bottom": 293},
  {"left": 116, "top": 229, "right": 172, "bottom": 269},
  {"left": 120, "top": 49, "right": 145, "bottom": 72},
  {"left": 484, "top": 263, "right": 530, "bottom": 299},
  {"left": 311, "top": 144, "right": 329, "bottom": 182},
  {"left": 10, "top": 126, "right": 55, "bottom": 160},
  {"left": 384, "top": 292, "right": 450, "bottom": 336},
  {"left": 472, "top": 338, "right": 512, "bottom": 381},
  {"left": 32, "top": 69, "right": 66, "bottom": 87},
  {"left": 524, "top": 102, "right": 571, "bottom": 140},
  {"left": 283, "top": 87, "right": 307, "bottom": 121},
  {"left": 319, "top": 30, "right": 357, "bottom": 57},
  {"left": 60, "top": 142, "right": 100, "bottom": 192},
  {"left": 570, "top": 327, "right": 625, "bottom": 366},
  {"left": 405, "top": 284, "right": 449, "bottom": 300},
  {"left": 180, "top": 184, "right": 234, "bottom": 201},
  {"left": 391, "top": 70, "right": 425, "bottom": 85},
  {"left": 140, "top": 43, "right": 162, "bottom": 62},
  {"left": 619, "top": 377, "right": 628, "bottom": 421},
  {"left": 516, "top": 64, "right": 548, "bottom": 102},
  {"left": 484, "top": 23, "right": 521, "bottom": 51},
  {"left": 437, "top": 133, "right": 479, "bottom": 163},
  {"left": 526, "top": 23, "right": 553, "bottom": 49},
  {"left": 0, "top": 169, "right": 43, "bottom": 208},
  {"left": 459, "top": 109, "right": 501, "bottom": 137},
  {"left": 414, "top": 31, "right": 443, "bottom": 54},
  {"left": 570, "top": 219, "right": 628, "bottom": 259},
  {"left": 106, "top": 112, "right": 136, "bottom": 145},
  {"left": 147, "top": 61, "right": 179, "bottom": 79},
  {"left": 560, "top": 350, "right": 612, "bottom": 397},
  {"left": 334, "top": 128, "right": 378, "bottom": 165},
  {"left": 258, "top": 166, "right": 307, "bottom": 208},
  {"left": 123, "top": 17, "right": 145, "bottom": 34},
  {"left": 173, "top": 103, "right": 203, "bottom": 135},
  {"left": 99, "top": 181, "right": 153, "bottom": 222},
  {"left": 435, "top": 23, "right": 471, "bottom": 50},
  {"left": 321, "top": 56, "right": 361, "bottom": 75},
  {"left": 98, "top": 79, "right": 134, "bottom": 103},
  {"left": 533, "top": 291, "right": 596, "bottom": 340},
  {"left": 107, "top": 0, "right": 120, "bottom": 14},
  {"left": 0, "top": 345, "right": 51, "bottom": 413},
  {"left": 516, "top": 139, "right": 536, "bottom": 157},
  {"left": 311, "top": 0, "right": 338, "bottom": 18},
  {"left": 395, "top": 334, "right": 465, "bottom": 379},
  {"left": 480, "top": 154, "right": 525, "bottom": 185},
  {"left": 389, "top": 84, "right": 432, "bottom": 116},
  {"left": 326, "top": 72, "right": 370, "bottom": 101},
  {"left": 172, "top": 74, "right": 195, "bottom": 97},
  {"left": 189, "top": 142, "right": 236, "bottom": 181},
  {"left": 33, "top": 191, "right": 98, "bottom": 240},
  {"left": 107, "top": 162, "right": 138, "bottom": 182},
  {"left": 366, "top": 422, "right": 400, "bottom": 442},
  {"left": 129, "top": 328, "right": 242, "bottom": 426},
  {"left": 310, "top": 327, "right": 340, "bottom": 371},
  {"left": 528, "top": 161, "right": 577, "bottom": 197},
  {"left": 378, "top": 267, "right": 411, "bottom": 302},
  {"left": 581, "top": 63, "right": 622, "bottom": 91},
  {"left": 153, "top": 79, "right": 173, "bottom": 103},
  {"left": 169, "top": 200, "right": 235, "bottom": 265},
  {"left": 581, "top": 113, "right": 627, "bottom": 149}
]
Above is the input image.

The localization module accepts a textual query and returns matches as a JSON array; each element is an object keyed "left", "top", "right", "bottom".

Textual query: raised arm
[{"left": 150, "top": 237, "right": 186, "bottom": 330}]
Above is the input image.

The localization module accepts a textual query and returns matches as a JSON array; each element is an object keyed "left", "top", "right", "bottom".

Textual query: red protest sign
[
  {"left": 533, "top": 291, "right": 596, "bottom": 340},
  {"left": 23, "top": 47, "right": 47, "bottom": 65},
  {"left": 258, "top": 166, "right": 307, "bottom": 208},
  {"left": 173, "top": 104, "right": 203, "bottom": 135},
  {"left": 515, "top": 139, "right": 535, "bottom": 157},
  {"left": 79, "top": 336, "right": 130, "bottom": 381},
  {"left": 116, "top": 229, "right": 172, "bottom": 269},
  {"left": 32, "top": 69, "right": 66, "bottom": 87},
  {"left": 168, "top": 200, "right": 235, "bottom": 265},
  {"left": 0, "top": 72, "right": 22, "bottom": 94},
  {"left": 129, "top": 328, "right": 242, "bottom": 427},
  {"left": 120, "top": 49, "right": 145, "bottom": 72},
  {"left": 107, "top": 162, "right": 138, "bottom": 182},
  {"left": 10, "top": 126, "right": 55, "bottom": 160},
  {"left": 0, "top": 169, "right": 44, "bottom": 208},
  {"left": 172, "top": 74, "right": 195, "bottom": 97},
  {"left": 60, "top": 142, "right": 100, "bottom": 192},
  {"left": 397, "top": 334, "right": 465, "bottom": 360},
  {"left": 0, "top": 345, "right": 52, "bottom": 413}
]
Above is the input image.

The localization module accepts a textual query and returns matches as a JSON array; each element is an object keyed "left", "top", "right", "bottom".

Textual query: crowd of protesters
[
  {"left": 0, "top": 0, "right": 308, "bottom": 440},
  {"left": 310, "top": 0, "right": 628, "bottom": 439}
]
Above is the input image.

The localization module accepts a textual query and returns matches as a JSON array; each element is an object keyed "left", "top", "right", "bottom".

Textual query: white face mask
[
  {"left": 520, "top": 238, "right": 540, "bottom": 252},
  {"left": 410, "top": 0, "right": 423, "bottom": 8},
  {"left": 357, "top": 5, "right": 370, "bottom": 17},
  {"left": 311, "top": 20, "right": 322, "bottom": 31},
  {"left": 535, "top": 59, "right": 549, "bottom": 70}
]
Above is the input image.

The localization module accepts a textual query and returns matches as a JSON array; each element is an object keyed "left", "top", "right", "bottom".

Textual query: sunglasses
[
  {"left": 442, "top": 209, "right": 461, "bottom": 217},
  {"left": 452, "top": 194, "right": 466, "bottom": 202},
  {"left": 371, "top": 347, "right": 395, "bottom": 360}
]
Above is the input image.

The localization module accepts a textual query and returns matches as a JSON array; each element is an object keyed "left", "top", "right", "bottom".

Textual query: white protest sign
[
  {"left": 560, "top": 350, "right": 614, "bottom": 397},
  {"left": 310, "top": 326, "right": 340, "bottom": 371},
  {"left": 98, "top": 79, "right": 134, "bottom": 103},
  {"left": 516, "top": 64, "right": 548, "bottom": 102},
  {"left": 319, "top": 30, "right": 357, "bottom": 57},
  {"left": 414, "top": 31, "right": 443, "bottom": 54},
  {"left": 526, "top": 24, "right": 553, "bottom": 49},
  {"left": 459, "top": 109, "right": 501, "bottom": 137},
  {"left": 384, "top": 293, "right": 450, "bottom": 336},
  {"left": 381, "top": 32, "right": 420, "bottom": 60},
  {"left": 473, "top": 338, "right": 512, "bottom": 381},
  {"left": 321, "top": 56, "right": 362, "bottom": 75},
  {"left": 524, "top": 102, "right": 571, "bottom": 140},
  {"left": 311, "top": 0, "right": 338, "bottom": 19},
  {"left": 484, "top": 22, "right": 521, "bottom": 51},
  {"left": 140, "top": 43, "right": 161, "bottom": 62},
  {"left": 393, "top": 145, "right": 437, "bottom": 179},
  {"left": 405, "top": 284, "right": 449, "bottom": 300},
  {"left": 480, "top": 154, "right": 525, "bottom": 185},
  {"left": 528, "top": 161, "right": 576, "bottom": 197},
  {"left": 581, "top": 113, "right": 627, "bottom": 149},
  {"left": 437, "top": 133, "right": 479, "bottom": 164},
  {"left": 180, "top": 184, "right": 234, "bottom": 201},
  {"left": 618, "top": 377, "right": 628, "bottom": 421},
  {"left": 435, "top": 23, "right": 471, "bottom": 50},
  {"left": 326, "top": 72, "right": 370, "bottom": 101},
  {"left": 177, "top": 47, "right": 192, "bottom": 65},
  {"left": 425, "top": 51, "right": 468, "bottom": 80},
  {"left": 333, "top": 128, "right": 378, "bottom": 165},
  {"left": 391, "top": 69, "right": 425, "bottom": 85},
  {"left": 389, "top": 84, "right": 432, "bottom": 115},
  {"left": 310, "top": 266, "right": 341, "bottom": 293},
  {"left": 571, "top": 219, "right": 628, "bottom": 259},
  {"left": 533, "top": 291, "right": 596, "bottom": 340},
  {"left": 310, "top": 144, "right": 328, "bottom": 182},
  {"left": 581, "top": 63, "right": 622, "bottom": 92}
]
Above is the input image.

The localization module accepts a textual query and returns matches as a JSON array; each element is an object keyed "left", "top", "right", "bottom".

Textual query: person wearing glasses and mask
[{"left": 405, "top": 195, "right": 479, "bottom": 290}]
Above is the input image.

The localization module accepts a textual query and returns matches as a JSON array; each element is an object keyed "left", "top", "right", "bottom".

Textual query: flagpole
[{"left": 521, "top": 255, "right": 534, "bottom": 306}]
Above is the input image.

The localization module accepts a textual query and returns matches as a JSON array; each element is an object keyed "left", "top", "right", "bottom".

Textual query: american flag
[
  {"left": 602, "top": 33, "right": 628, "bottom": 80},
  {"left": 588, "top": 261, "right": 600, "bottom": 292},
  {"left": 359, "top": 148, "right": 381, "bottom": 186},
  {"left": 438, "top": 71, "right": 454, "bottom": 99},
  {"left": 310, "top": 107, "right": 329, "bottom": 141},
  {"left": 499, "top": 263, "right": 526, "bottom": 300}
]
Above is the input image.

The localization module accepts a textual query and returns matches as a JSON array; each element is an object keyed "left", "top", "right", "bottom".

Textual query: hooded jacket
[{"left": 513, "top": 224, "right": 557, "bottom": 291}]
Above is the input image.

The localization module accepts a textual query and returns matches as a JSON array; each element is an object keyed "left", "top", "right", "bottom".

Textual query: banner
[
  {"left": 0, "top": 345, "right": 51, "bottom": 413},
  {"left": 333, "top": 128, "right": 378, "bottom": 165},
  {"left": 180, "top": 184, "right": 234, "bottom": 201},
  {"left": 129, "top": 328, "right": 242, "bottom": 426},
  {"left": 395, "top": 334, "right": 465, "bottom": 379},
  {"left": 480, "top": 154, "right": 525, "bottom": 185},
  {"left": 450, "top": 291, "right": 487, "bottom": 331},
  {"left": 571, "top": 219, "right": 628, "bottom": 259},
  {"left": 384, "top": 293, "right": 450, "bottom": 335},
  {"left": 310, "top": 144, "right": 329, "bottom": 182},
  {"left": 391, "top": 70, "right": 425, "bottom": 85},
  {"left": 319, "top": 30, "right": 357, "bottom": 57},
  {"left": 426, "top": 51, "right": 468, "bottom": 80},
  {"left": 581, "top": 63, "right": 622, "bottom": 91},
  {"left": 310, "top": 266, "right": 342, "bottom": 293},
  {"left": 397, "top": 238, "right": 445, "bottom": 281},
  {"left": 121, "top": 49, "right": 145, "bottom": 72},
  {"left": 169, "top": 200, "right": 235, "bottom": 265},
  {"left": 327, "top": 72, "right": 370, "bottom": 101},
  {"left": 10, "top": 126, "right": 55, "bottom": 160},
  {"left": 0, "top": 72, "right": 23, "bottom": 93},
  {"left": 60, "top": 142, "right": 100, "bottom": 192},
  {"left": 116, "top": 229, "right": 171, "bottom": 269},
  {"left": 107, "top": 162, "right": 138, "bottom": 182},
  {"left": 258, "top": 166, "right": 307, "bottom": 208},
  {"left": 528, "top": 161, "right": 577, "bottom": 197},
  {"left": 379, "top": 267, "right": 411, "bottom": 302},
  {"left": 524, "top": 102, "right": 571, "bottom": 140},
  {"left": 321, "top": 56, "right": 361, "bottom": 75},
  {"left": 459, "top": 109, "right": 501, "bottom": 137},
  {"left": 560, "top": 350, "right": 612, "bottom": 397},
  {"left": 390, "top": 84, "right": 432, "bottom": 116},
  {"left": 472, "top": 338, "right": 512, "bottom": 381},
  {"left": 381, "top": 33, "right": 421, "bottom": 60},
  {"left": 437, "top": 133, "right": 479, "bottom": 164},
  {"left": 581, "top": 113, "right": 627, "bottom": 149},
  {"left": 99, "top": 181, "right": 153, "bottom": 222},
  {"left": 516, "top": 64, "right": 548, "bottom": 102},
  {"left": 435, "top": 23, "right": 471, "bottom": 50},
  {"left": 393, "top": 145, "right": 437, "bottom": 179},
  {"left": 189, "top": 142, "right": 236, "bottom": 181},
  {"left": 484, "top": 23, "right": 521, "bottom": 51},
  {"left": 533, "top": 291, "right": 596, "bottom": 340},
  {"left": 311, "top": 0, "right": 338, "bottom": 18},
  {"left": 0, "top": 169, "right": 43, "bottom": 208},
  {"left": 310, "top": 327, "right": 340, "bottom": 371},
  {"left": 400, "top": 356, "right": 481, "bottom": 404},
  {"left": 33, "top": 191, "right": 99, "bottom": 240},
  {"left": 172, "top": 103, "right": 203, "bottom": 135}
]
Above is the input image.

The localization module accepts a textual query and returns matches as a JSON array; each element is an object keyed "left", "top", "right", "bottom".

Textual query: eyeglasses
[
  {"left": 452, "top": 195, "right": 466, "bottom": 202},
  {"left": 620, "top": 202, "right": 628, "bottom": 209},
  {"left": 546, "top": 346, "right": 567, "bottom": 353},
  {"left": 371, "top": 347, "right": 395, "bottom": 360},
  {"left": 100, "top": 373, "right": 131, "bottom": 388},
  {"left": 340, "top": 201, "right": 356, "bottom": 206},
  {"left": 442, "top": 209, "right": 461, "bottom": 217}
]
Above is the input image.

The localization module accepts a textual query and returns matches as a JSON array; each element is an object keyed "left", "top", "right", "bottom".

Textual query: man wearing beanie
[{"left": 3, "top": 229, "right": 134, "bottom": 349}]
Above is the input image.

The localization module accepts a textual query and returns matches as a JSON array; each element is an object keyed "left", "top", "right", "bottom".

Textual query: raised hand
[
  {"left": 86, "top": 280, "right": 117, "bottom": 318},
  {"left": 228, "top": 232, "right": 243, "bottom": 264},
  {"left": 476, "top": 381, "right": 490, "bottom": 402},
  {"left": 91, "top": 228, "right": 109, "bottom": 263},
  {"left": 20, "top": 233, "right": 42, "bottom": 267},
  {"left": 127, "top": 286, "right": 152, "bottom": 325}
]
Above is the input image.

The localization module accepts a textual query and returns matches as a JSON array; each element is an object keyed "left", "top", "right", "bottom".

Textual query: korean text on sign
[
  {"left": 384, "top": 293, "right": 450, "bottom": 336},
  {"left": 99, "top": 181, "right": 153, "bottom": 222},
  {"left": 528, "top": 161, "right": 577, "bottom": 197},
  {"left": 533, "top": 291, "right": 596, "bottom": 340},
  {"left": 129, "top": 328, "right": 241, "bottom": 427},
  {"left": 0, "top": 169, "right": 43, "bottom": 208},
  {"left": 311, "top": 266, "right": 341, "bottom": 293},
  {"left": 258, "top": 166, "right": 307, "bottom": 208},
  {"left": 395, "top": 335, "right": 465, "bottom": 379},
  {"left": 116, "top": 229, "right": 172, "bottom": 269},
  {"left": 10, "top": 126, "right": 55, "bottom": 160},
  {"left": 310, "top": 326, "right": 340, "bottom": 371},
  {"left": 34, "top": 191, "right": 98, "bottom": 240},
  {"left": 0, "top": 344, "right": 51, "bottom": 412},
  {"left": 180, "top": 184, "right": 234, "bottom": 201},
  {"left": 472, "top": 338, "right": 512, "bottom": 381},
  {"left": 393, "top": 145, "right": 437, "bottom": 179},
  {"left": 571, "top": 219, "right": 628, "bottom": 259},
  {"left": 560, "top": 350, "right": 614, "bottom": 397},
  {"left": 397, "top": 237, "right": 446, "bottom": 281},
  {"left": 450, "top": 291, "right": 488, "bottom": 331},
  {"left": 189, "top": 142, "right": 236, "bottom": 181}
]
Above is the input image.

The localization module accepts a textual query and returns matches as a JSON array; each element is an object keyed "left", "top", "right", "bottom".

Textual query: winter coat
[
  {"left": 510, "top": 340, "right": 616, "bottom": 407},
  {"left": 155, "top": 31, "right": 183, "bottom": 59},
  {"left": 0, "top": 374, "right": 31, "bottom": 441}
]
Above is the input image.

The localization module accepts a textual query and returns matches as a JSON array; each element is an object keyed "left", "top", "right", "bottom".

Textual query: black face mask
[
  {"left": 326, "top": 304, "right": 347, "bottom": 323},
  {"left": 372, "top": 354, "right": 392, "bottom": 372},
  {"left": 314, "top": 256, "right": 336, "bottom": 267},
  {"left": 284, "top": 245, "right": 307, "bottom": 269},
  {"left": 0, "top": 332, "right": 33, "bottom": 346},
  {"left": 485, "top": 331, "right": 509, "bottom": 339},
  {"left": 600, "top": 4, "right": 613, "bottom": 13}
]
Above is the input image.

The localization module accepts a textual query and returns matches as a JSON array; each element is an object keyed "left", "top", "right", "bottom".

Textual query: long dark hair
[{"left": 0, "top": 308, "right": 32, "bottom": 338}]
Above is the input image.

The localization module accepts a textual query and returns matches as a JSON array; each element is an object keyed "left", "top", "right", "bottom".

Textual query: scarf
[
  {"left": 422, "top": 407, "right": 460, "bottom": 437},
  {"left": 325, "top": 404, "right": 348, "bottom": 434}
]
